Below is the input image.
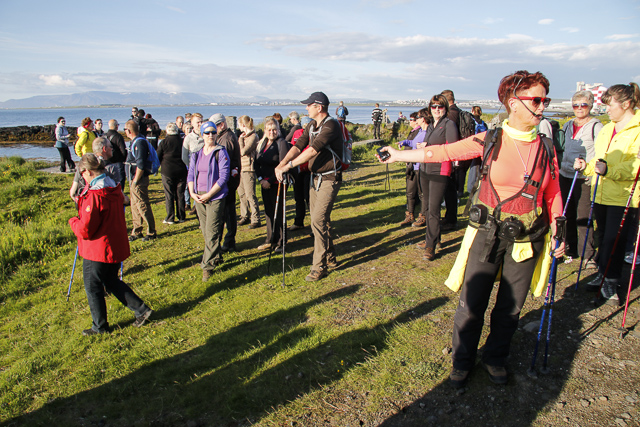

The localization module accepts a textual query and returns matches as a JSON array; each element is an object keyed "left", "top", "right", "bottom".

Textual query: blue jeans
[{"left": 83, "top": 259, "right": 150, "bottom": 332}]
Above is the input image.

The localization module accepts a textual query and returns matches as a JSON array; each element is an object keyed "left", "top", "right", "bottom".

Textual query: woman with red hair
[{"left": 379, "top": 70, "right": 564, "bottom": 387}]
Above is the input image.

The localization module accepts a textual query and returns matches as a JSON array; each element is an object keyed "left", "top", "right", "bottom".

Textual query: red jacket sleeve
[{"left": 69, "top": 192, "right": 102, "bottom": 241}]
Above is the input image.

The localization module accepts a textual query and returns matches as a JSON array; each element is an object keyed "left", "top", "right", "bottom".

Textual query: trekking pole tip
[{"left": 526, "top": 368, "right": 538, "bottom": 378}]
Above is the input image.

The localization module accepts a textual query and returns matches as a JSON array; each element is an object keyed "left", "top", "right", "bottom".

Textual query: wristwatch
[{"left": 288, "top": 160, "right": 294, "bottom": 169}]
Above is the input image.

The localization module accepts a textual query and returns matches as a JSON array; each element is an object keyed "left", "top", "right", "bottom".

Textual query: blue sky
[{"left": 0, "top": 0, "right": 639, "bottom": 103}]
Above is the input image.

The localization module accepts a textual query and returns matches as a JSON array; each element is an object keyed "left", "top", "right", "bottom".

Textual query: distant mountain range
[{"left": 0, "top": 91, "right": 285, "bottom": 109}]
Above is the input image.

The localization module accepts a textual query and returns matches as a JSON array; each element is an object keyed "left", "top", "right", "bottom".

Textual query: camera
[
  {"left": 498, "top": 217, "right": 525, "bottom": 240},
  {"left": 377, "top": 147, "right": 391, "bottom": 161},
  {"left": 469, "top": 204, "right": 488, "bottom": 224}
]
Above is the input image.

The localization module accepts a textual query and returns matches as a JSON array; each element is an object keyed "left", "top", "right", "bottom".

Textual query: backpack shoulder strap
[{"left": 538, "top": 134, "right": 556, "bottom": 179}]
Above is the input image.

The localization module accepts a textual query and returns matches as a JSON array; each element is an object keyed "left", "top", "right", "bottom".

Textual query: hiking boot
[
  {"left": 82, "top": 328, "right": 107, "bottom": 336},
  {"left": 416, "top": 241, "right": 427, "bottom": 250},
  {"left": 249, "top": 222, "right": 262, "bottom": 229},
  {"left": 411, "top": 214, "right": 426, "bottom": 228},
  {"left": 625, "top": 252, "right": 640, "bottom": 265},
  {"left": 202, "top": 269, "right": 212, "bottom": 282},
  {"left": 221, "top": 244, "right": 236, "bottom": 253},
  {"left": 238, "top": 217, "right": 250, "bottom": 226},
  {"left": 141, "top": 234, "right": 156, "bottom": 242},
  {"left": 441, "top": 222, "right": 457, "bottom": 231},
  {"left": 289, "top": 224, "right": 305, "bottom": 231},
  {"left": 585, "top": 273, "right": 603, "bottom": 292},
  {"left": 133, "top": 309, "right": 153, "bottom": 327},
  {"left": 305, "top": 270, "right": 327, "bottom": 282},
  {"left": 585, "top": 259, "right": 598, "bottom": 269},
  {"left": 400, "top": 211, "right": 414, "bottom": 227},
  {"left": 601, "top": 278, "right": 619, "bottom": 305},
  {"left": 257, "top": 243, "right": 271, "bottom": 250},
  {"left": 189, "top": 206, "right": 197, "bottom": 215},
  {"left": 482, "top": 363, "right": 507, "bottom": 384},
  {"left": 449, "top": 368, "right": 469, "bottom": 388},
  {"left": 423, "top": 248, "right": 435, "bottom": 261},
  {"left": 129, "top": 234, "right": 143, "bottom": 242}
]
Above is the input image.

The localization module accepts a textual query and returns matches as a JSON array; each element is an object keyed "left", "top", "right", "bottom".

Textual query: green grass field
[{"left": 0, "top": 118, "right": 630, "bottom": 426}]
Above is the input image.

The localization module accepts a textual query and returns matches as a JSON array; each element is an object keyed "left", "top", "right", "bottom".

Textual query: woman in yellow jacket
[
  {"left": 74, "top": 117, "right": 97, "bottom": 157},
  {"left": 575, "top": 83, "right": 640, "bottom": 303}
]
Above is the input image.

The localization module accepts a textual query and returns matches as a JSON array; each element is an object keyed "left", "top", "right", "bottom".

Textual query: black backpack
[
  {"left": 458, "top": 110, "right": 476, "bottom": 139},
  {"left": 540, "top": 119, "right": 566, "bottom": 166}
]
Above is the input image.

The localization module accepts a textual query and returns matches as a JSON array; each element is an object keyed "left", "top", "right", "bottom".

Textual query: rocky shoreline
[{"left": 0, "top": 125, "right": 80, "bottom": 145}]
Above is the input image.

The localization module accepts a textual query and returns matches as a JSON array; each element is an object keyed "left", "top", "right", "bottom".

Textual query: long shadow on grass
[
  {"left": 7, "top": 285, "right": 450, "bottom": 426},
  {"left": 375, "top": 268, "right": 640, "bottom": 427}
]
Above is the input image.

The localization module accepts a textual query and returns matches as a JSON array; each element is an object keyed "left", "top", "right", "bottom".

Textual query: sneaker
[
  {"left": 249, "top": 222, "right": 262, "bottom": 229},
  {"left": 601, "top": 278, "right": 619, "bottom": 305},
  {"left": 400, "top": 211, "right": 414, "bottom": 227},
  {"left": 141, "top": 234, "right": 156, "bottom": 242},
  {"left": 482, "top": 362, "right": 508, "bottom": 384},
  {"left": 82, "top": 328, "right": 107, "bottom": 336},
  {"left": 305, "top": 270, "right": 327, "bottom": 282},
  {"left": 257, "top": 243, "right": 271, "bottom": 250},
  {"left": 162, "top": 219, "right": 175, "bottom": 225},
  {"left": 289, "top": 224, "right": 305, "bottom": 231},
  {"left": 449, "top": 368, "right": 469, "bottom": 388},
  {"left": 129, "top": 234, "right": 143, "bottom": 242},
  {"left": 423, "top": 247, "right": 435, "bottom": 261},
  {"left": 412, "top": 214, "right": 426, "bottom": 228},
  {"left": 585, "top": 273, "right": 603, "bottom": 292},
  {"left": 625, "top": 252, "right": 640, "bottom": 265},
  {"left": 133, "top": 309, "right": 153, "bottom": 327},
  {"left": 203, "top": 269, "right": 212, "bottom": 282},
  {"left": 238, "top": 217, "right": 250, "bottom": 226}
]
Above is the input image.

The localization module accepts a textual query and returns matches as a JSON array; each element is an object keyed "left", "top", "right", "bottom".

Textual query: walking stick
[
  {"left": 384, "top": 164, "right": 391, "bottom": 191},
  {"left": 574, "top": 174, "right": 600, "bottom": 290},
  {"left": 66, "top": 246, "right": 79, "bottom": 302},
  {"left": 595, "top": 165, "right": 640, "bottom": 297},
  {"left": 620, "top": 216, "right": 640, "bottom": 334},
  {"left": 528, "top": 170, "right": 578, "bottom": 376},
  {"left": 281, "top": 175, "right": 288, "bottom": 288},
  {"left": 267, "top": 181, "right": 282, "bottom": 273}
]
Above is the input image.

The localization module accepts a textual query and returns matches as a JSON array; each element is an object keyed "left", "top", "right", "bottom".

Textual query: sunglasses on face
[
  {"left": 517, "top": 96, "right": 551, "bottom": 108},
  {"left": 430, "top": 105, "right": 445, "bottom": 110},
  {"left": 203, "top": 130, "right": 216, "bottom": 135},
  {"left": 573, "top": 103, "right": 590, "bottom": 109}
]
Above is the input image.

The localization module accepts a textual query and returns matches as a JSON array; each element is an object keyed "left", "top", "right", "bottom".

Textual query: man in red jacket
[{"left": 70, "top": 153, "right": 153, "bottom": 336}]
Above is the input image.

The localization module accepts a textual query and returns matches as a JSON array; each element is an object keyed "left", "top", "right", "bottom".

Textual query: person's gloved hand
[{"left": 594, "top": 159, "right": 608, "bottom": 176}]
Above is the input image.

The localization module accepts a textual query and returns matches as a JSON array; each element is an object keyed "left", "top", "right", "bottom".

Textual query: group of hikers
[{"left": 59, "top": 71, "right": 640, "bottom": 388}]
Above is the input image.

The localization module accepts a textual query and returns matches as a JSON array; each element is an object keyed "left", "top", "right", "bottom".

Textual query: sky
[{"left": 0, "top": 0, "right": 639, "bottom": 103}]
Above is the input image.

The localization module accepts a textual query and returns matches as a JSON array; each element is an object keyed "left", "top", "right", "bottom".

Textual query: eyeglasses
[
  {"left": 573, "top": 103, "right": 590, "bottom": 109},
  {"left": 516, "top": 96, "right": 551, "bottom": 108},
  {"left": 203, "top": 130, "right": 216, "bottom": 135},
  {"left": 430, "top": 105, "right": 445, "bottom": 110}
]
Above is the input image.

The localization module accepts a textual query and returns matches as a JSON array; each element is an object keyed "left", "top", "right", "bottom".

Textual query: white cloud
[
  {"left": 538, "top": 19, "right": 554, "bottom": 25},
  {"left": 167, "top": 6, "right": 186, "bottom": 14},
  {"left": 605, "top": 34, "right": 639, "bottom": 40},
  {"left": 39, "top": 74, "right": 76, "bottom": 87},
  {"left": 483, "top": 18, "right": 503, "bottom": 25},
  {"left": 560, "top": 27, "right": 579, "bottom": 33}
]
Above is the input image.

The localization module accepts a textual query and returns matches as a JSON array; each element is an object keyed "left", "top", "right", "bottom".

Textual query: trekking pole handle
[{"left": 554, "top": 216, "right": 567, "bottom": 243}]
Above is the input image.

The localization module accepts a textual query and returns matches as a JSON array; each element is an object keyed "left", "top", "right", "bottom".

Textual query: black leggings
[{"left": 56, "top": 146, "right": 75, "bottom": 172}]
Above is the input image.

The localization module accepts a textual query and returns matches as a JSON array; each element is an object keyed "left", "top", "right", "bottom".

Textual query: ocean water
[{"left": 0, "top": 104, "right": 500, "bottom": 161}]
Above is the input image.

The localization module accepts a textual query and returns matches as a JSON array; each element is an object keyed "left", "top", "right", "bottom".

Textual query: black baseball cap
[{"left": 301, "top": 92, "right": 330, "bottom": 106}]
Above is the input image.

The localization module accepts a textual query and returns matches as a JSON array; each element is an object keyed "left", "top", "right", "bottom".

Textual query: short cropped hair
[
  {"left": 125, "top": 120, "right": 139, "bottom": 135},
  {"left": 166, "top": 122, "right": 179, "bottom": 135},
  {"left": 441, "top": 90, "right": 455, "bottom": 103},
  {"left": 92, "top": 136, "right": 110, "bottom": 154},
  {"left": 288, "top": 111, "right": 300, "bottom": 121},
  {"left": 497, "top": 70, "right": 550, "bottom": 113}
]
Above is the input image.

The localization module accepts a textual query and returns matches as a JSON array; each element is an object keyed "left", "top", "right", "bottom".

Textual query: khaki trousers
[
  {"left": 130, "top": 175, "right": 156, "bottom": 236},
  {"left": 238, "top": 172, "right": 261, "bottom": 223},
  {"left": 309, "top": 177, "right": 340, "bottom": 272}
]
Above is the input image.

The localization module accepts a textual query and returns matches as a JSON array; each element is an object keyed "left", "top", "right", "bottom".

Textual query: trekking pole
[
  {"left": 121, "top": 205, "right": 125, "bottom": 280},
  {"left": 66, "top": 246, "right": 79, "bottom": 302},
  {"left": 528, "top": 216, "right": 566, "bottom": 377},
  {"left": 384, "top": 164, "right": 391, "bottom": 191},
  {"left": 267, "top": 181, "right": 282, "bottom": 273},
  {"left": 529, "top": 172, "right": 578, "bottom": 376},
  {"left": 281, "top": 174, "right": 288, "bottom": 288},
  {"left": 595, "top": 165, "right": 640, "bottom": 297},
  {"left": 574, "top": 173, "right": 600, "bottom": 290},
  {"left": 620, "top": 216, "right": 640, "bottom": 335}
]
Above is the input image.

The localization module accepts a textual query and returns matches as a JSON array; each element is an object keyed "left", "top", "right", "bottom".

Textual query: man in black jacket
[
  {"left": 106, "top": 119, "right": 127, "bottom": 189},
  {"left": 211, "top": 113, "right": 241, "bottom": 252}
]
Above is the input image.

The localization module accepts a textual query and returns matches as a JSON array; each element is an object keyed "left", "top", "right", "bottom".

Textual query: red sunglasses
[{"left": 516, "top": 96, "right": 551, "bottom": 108}]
